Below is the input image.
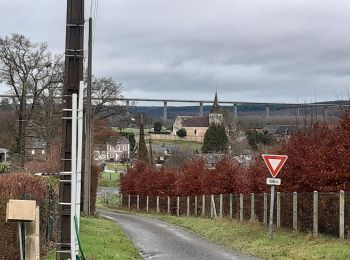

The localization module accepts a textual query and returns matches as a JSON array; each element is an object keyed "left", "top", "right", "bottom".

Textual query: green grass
[
  {"left": 151, "top": 139, "right": 203, "bottom": 151},
  {"left": 111, "top": 208, "right": 350, "bottom": 260},
  {"left": 44, "top": 216, "right": 141, "bottom": 260},
  {"left": 106, "top": 162, "right": 126, "bottom": 171},
  {"left": 99, "top": 172, "right": 120, "bottom": 187}
]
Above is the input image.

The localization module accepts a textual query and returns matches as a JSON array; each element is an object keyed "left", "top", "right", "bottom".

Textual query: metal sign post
[
  {"left": 268, "top": 185, "right": 275, "bottom": 240},
  {"left": 262, "top": 154, "right": 288, "bottom": 240}
]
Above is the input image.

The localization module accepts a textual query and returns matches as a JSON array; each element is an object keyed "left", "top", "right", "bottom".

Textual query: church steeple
[{"left": 211, "top": 92, "right": 220, "bottom": 113}]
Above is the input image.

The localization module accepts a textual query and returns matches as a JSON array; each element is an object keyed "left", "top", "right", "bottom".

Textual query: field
[{"left": 44, "top": 216, "right": 141, "bottom": 259}]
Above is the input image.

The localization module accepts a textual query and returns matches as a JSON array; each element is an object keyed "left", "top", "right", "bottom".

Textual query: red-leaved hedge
[{"left": 121, "top": 114, "right": 350, "bottom": 196}]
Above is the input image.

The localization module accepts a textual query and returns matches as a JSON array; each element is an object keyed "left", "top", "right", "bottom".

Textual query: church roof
[
  {"left": 210, "top": 92, "right": 220, "bottom": 113},
  {"left": 182, "top": 116, "right": 209, "bottom": 127}
]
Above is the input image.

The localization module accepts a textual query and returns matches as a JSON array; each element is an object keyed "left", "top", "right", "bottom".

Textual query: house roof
[
  {"left": 0, "top": 148, "right": 8, "bottom": 154},
  {"left": 182, "top": 116, "right": 209, "bottom": 127},
  {"left": 117, "top": 136, "right": 130, "bottom": 145},
  {"left": 264, "top": 125, "right": 297, "bottom": 135}
]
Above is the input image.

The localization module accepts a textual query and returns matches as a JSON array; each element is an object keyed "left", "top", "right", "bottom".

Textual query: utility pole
[
  {"left": 84, "top": 17, "right": 93, "bottom": 215},
  {"left": 58, "top": 0, "right": 84, "bottom": 259}
]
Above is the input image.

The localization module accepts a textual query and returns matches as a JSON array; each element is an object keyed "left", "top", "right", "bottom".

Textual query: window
[
  {"left": 194, "top": 129, "right": 197, "bottom": 135},
  {"left": 31, "top": 149, "right": 35, "bottom": 155}
]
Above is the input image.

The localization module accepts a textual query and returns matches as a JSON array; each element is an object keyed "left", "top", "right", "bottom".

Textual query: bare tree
[{"left": 0, "top": 34, "right": 63, "bottom": 165}]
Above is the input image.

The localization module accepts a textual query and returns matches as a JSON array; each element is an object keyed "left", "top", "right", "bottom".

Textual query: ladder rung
[
  {"left": 59, "top": 202, "right": 71, "bottom": 206},
  {"left": 60, "top": 180, "right": 71, "bottom": 183}
]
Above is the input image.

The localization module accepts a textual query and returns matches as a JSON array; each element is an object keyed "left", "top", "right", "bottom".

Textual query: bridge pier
[
  {"left": 233, "top": 104, "right": 238, "bottom": 120},
  {"left": 324, "top": 106, "right": 329, "bottom": 122},
  {"left": 199, "top": 102, "right": 203, "bottom": 116},
  {"left": 163, "top": 101, "right": 168, "bottom": 122},
  {"left": 126, "top": 100, "right": 129, "bottom": 115},
  {"left": 265, "top": 105, "right": 270, "bottom": 120}
]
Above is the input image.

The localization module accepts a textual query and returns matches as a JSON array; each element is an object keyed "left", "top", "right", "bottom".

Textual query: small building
[
  {"left": 263, "top": 125, "right": 297, "bottom": 141},
  {"left": 26, "top": 138, "right": 47, "bottom": 160},
  {"left": 0, "top": 148, "right": 9, "bottom": 162},
  {"left": 172, "top": 92, "right": 225, "bottom": 139},
  {"left": 94, "top": 136, "right": 130, "bottom": 162}
]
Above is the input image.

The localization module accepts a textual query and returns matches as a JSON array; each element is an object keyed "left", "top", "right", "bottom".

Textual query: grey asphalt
[{"left": 98, "top": 210, "right": 257, "bottom": 260}]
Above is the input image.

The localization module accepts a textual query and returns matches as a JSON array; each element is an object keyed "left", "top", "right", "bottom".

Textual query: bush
[
  {"left": 202, "top": 124, "right": 228, "bottom": 153},
  {"left": 0, "top": 163, "right": 10, "bottom": 173},
  {"left": 176, "top": 128, "right": 187, "bottom": 137},
  {"left": 154, "top": 122, "right": 162, "bottom": 133}
]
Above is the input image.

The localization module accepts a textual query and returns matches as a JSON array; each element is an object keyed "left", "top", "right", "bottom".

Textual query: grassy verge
[
  {"left": 108, "top": 208, "right": 350, "bottom": 260},
  {"left": 99, "top": 172, "right": 120, "bottom": 187},
  {"left": 45, "top": 216, "right": 140, "bottom": 260},
  {"left": 151, "top": 139, "right": 203, "bottom": 151}
]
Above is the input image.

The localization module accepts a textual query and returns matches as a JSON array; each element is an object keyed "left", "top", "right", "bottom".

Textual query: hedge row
[{"left": 121, "top": 114, "right": 350, "bottom": 196}]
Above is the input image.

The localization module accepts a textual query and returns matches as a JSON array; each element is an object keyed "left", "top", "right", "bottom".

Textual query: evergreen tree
[
  {"left": 202, "top": 124, "right": 228, "bottom": 153},
  {"left": 138, "top": 113, "right": 149, "bottom": 162}
]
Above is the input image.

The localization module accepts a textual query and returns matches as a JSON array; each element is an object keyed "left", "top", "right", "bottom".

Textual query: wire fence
[{"left": 111, "top": 191, "right": 350, "bottom": 239}]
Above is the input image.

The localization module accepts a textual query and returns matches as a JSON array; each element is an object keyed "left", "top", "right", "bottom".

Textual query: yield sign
[{"left": 262, "top": 154, "right": 288, "bottom": 178}]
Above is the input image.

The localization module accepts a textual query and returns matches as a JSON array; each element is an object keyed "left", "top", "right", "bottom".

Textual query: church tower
[{"left": 209, "top": 92, "right": 224, "bottom": 125}]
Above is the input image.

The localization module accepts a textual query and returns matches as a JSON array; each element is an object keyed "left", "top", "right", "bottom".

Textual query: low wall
[{"left": 149, "top": 134, "right": 204, "bottom": 143}]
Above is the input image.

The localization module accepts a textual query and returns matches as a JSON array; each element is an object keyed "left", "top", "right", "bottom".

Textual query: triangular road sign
[{"left": 262, "top": 154, "right": 288, "bottom": 178}]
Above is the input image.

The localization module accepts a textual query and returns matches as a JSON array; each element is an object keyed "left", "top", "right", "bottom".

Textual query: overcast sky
[{"left": 1, "top": 0, "right": 350, "bottom": 104}]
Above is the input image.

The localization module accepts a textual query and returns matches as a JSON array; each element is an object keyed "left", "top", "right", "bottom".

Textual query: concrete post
[
  {"left": 233, "top": 104, "right": 238, "bottom": 120},
  {"left": 202, "top": 195, "right": 205, "bottom": 216},
  {"left": 163, "top": 101, "right": 168, "bottom": 122},
  {"left": 177, "top": 196, "right": 180, "bottom": 216},
  {"left": 340, "top": 190, "right": 345, "bottom": 239},
  {"left": 120, "top": 194, "right": 123, "bottom": 207},
  {"left": 265, "top": 105, "right": 270, "bottom": 120},
  {"left": 146, "top": 195, "right": 149, "bottom": 212},
  {"left": 137, "top": 195, "right": 140, "bottom": 211},
  {"left": 250, "top": 193, "right": 255, "bottom": 221},
  {"left": 210, "top": 195, "right": 213, "bottom": 218},
  {"left": 219, "top": 194, "right": 223, "bottom": 218},
  {"left": 263, "top": 193, "right": 267, "bottom": 225},
  {"left": 293, "top": 192, "right": 298, "bottom": 231},
  {"left": 167, "top": 196, "right": 171, "bottom": 215},
  {"left": 25, "top": 206, "right": 40, "bottom": 260},
  {"left": 229, "top": 194, "right": 233, "bottom": 218},
  {"left": 313, "top": 191, "right": 318, "bottom": 236},
  {"left": 277, "top": 192, "right": 281, "bottom": 228},
  {"left": 156, "top": 196, "right": 160, "bottom": 213},
  {"left": 126, "top": 100, "right": 130, "bottom": 115},
  {"left": 187, "top": 196, "right": 190, "bottom": 216},
  {"left": 240, "top": 194, "right": 244, "bottom": 221},
  {"left": 128, "top": 194, "right": 131, "bottom": 209},
  {"left": 194, "top": 196, "right": 198, "bottom": 216},
  {"left": 199, "top": 102, "right": 203, "bottom": 116}
]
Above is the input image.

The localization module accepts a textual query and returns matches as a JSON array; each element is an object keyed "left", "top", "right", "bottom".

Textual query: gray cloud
[{"left": 1, "top": 0, "right": 350, "bottom": 103}]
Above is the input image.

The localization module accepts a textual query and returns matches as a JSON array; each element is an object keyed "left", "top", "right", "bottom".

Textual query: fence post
[
  {"left": 340, "top": 190, "right": 345, "bottom": 239},
  {"left": 263, "top": 193, "right": 267, "bottom": 225},
  {"left": 313, "top": 191, "right": 318, "bottom": 236},
  {"left": 146, "top": 195, "right": 149, "bottom": 212},
  {"left": 250, "top": 193, "right": 255, "bottom": 221},
  {"left": 229, "top": 194, "right": 233, "bottom": 218},
  {"left": 187, "top": 196, "right": 190, "bottom": 216},
  {"left": 211, "top": 195, "right": 218, "bottom": 219},
  {"left": 128, "top": 194, "right": 131, "bottom": 209},
  {"left": 202, "top": 195, "right": 205, "bottom": 216},
  {"left": 240, "top": 194, "right": 243, "bottom": 221},
  {"left": 167, "top": 196, "right": 170, "bottom": 214},
  {"left": 277, "top": 192, "right": 281, "bottom": 228},
  {"left": 293, "top": 192, "right": 298, "bottom": 231},
  {"left": 219, "top": 194, "right": 223, "bottom": 218},
  {"left": 210, "top": 195, "right": 213, "bottom": 218},
  {"left": 156, "top": 196, "right": 160, "bottom": 213},
  {"left": 177, "top": 196, "right": 180, "bottom": 216},
  {"left": 194, "top": 196, "right": 198, "bottom": 216},
  {"left": 120, "top": 194, "right": 123, "bottom": 207},
  {"left": 137, "top": 195, "right": 140, "bottom": 211}
]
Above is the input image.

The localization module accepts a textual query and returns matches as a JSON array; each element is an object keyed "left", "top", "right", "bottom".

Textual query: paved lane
[{"left": 98, "top": 210, "right": 257, "bottom": 260}]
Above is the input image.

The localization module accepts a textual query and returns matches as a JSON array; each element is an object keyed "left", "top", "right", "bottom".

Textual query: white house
[{"left": 94, "top": 136, "right": 130, "bottom": 162}]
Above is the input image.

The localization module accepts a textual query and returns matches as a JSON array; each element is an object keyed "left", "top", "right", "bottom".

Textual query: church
[{"left": 172, "top": 93, "right": 224, "bottom": 139}]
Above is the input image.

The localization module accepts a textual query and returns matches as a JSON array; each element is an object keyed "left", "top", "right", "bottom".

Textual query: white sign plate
[{"left": 266, "top": 178, "right": 281, "bottom": 186}]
